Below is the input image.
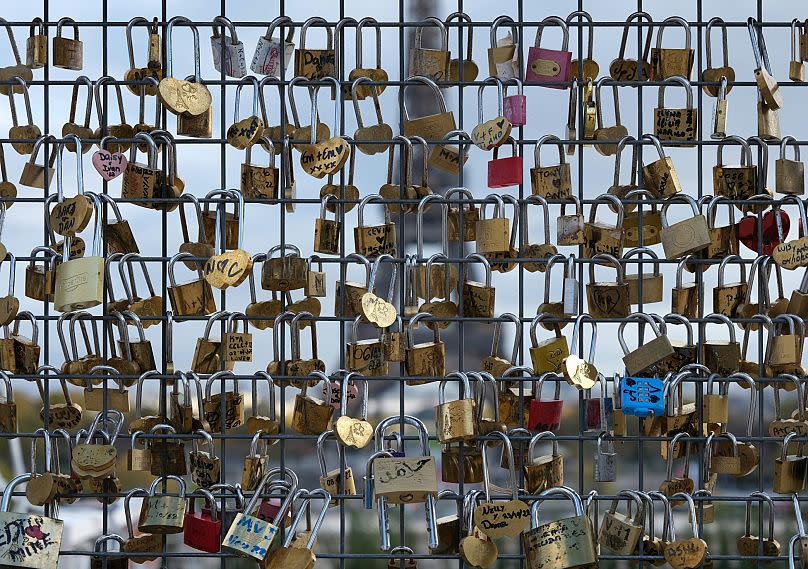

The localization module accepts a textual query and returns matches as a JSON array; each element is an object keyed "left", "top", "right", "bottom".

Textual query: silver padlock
[
  {"left": 594, "top": 432, "right": 617, "bottom": 482},
  {"left": 562, "top": 254, "right": 578, "bottom": 315},
  {"left": 210, "top": 16, "right": 247, "bottom": 78},
  {"left": 251, "top": 16, "right": 295, "bottom": 77}
]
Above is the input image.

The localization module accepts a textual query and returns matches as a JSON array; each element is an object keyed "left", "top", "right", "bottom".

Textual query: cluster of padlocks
[{"left": 2, "top": 7, "right": 808, "bottom": 569}]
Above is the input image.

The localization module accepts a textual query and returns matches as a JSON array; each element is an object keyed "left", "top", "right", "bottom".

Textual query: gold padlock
[
  {"left": 354, "top": 195, "right": 396, "bottom": 259},
  {"left": 586, "top": 253, "right": 630, "bottom": 319},
  {"left": 650, "top": 16, "right": 694, "bottom": 79},
  {"left": 583, "top": 194, "right": 624, "bottom": 259},
  {"left": 713, "top": 254, "right": 748, "bottom": 318},
  {"left": 409, "top": 18, "right": 450, "bottom": 81},
  {"left": 654, "top": 76, "right": 697, "bottom": 144},
  {"left": 776, "top": 135, "right": 805, "bottom": 195},
  {"left": 53, "top": 17, "right": 83, "bottom": 70},
  {"left": 25, "top": 18, "right": 48, "bottom": 69},
  {"left": 461, "top": 253, "right": 496, "bottom": 318},
  {"left": 294, "top": 17, "right": 336, "bottom": 80},
  {"left": 291, "top": 371, "right": 333, "bottom": 435},
  {"left": 435, "top": 371, "right": 477, "bottom": 443},
  {"left": 314, "top": 194, "right": 341, "bottom": 255},
  {"left": 167, "top": 252, "right": 217, "bottom": 317},
  {"left": 660, "top": 194, "right": 712, "bottom": 259},
  {"left": 713, "top": 135, "right": 757, "bottom": 200},
  {"left": 641, "top": 133, "right": 683, "bottom": 198},
  {"left": 624, "top": 246, "right": 664, "bottom": 305},
  {"left": 405, "top": 311, "right": 446, "bottom": 384}
]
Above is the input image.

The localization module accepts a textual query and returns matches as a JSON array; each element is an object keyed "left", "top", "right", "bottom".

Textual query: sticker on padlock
[{"left": 620, "top": 376, "right": 665, "bottom": 417}]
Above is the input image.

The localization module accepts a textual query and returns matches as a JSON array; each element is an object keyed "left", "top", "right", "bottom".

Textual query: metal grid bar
[{"left": 0, "top": 1, "right": 807, "bottom": 569}]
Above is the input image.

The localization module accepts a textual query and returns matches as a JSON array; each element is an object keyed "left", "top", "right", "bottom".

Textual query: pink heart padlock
[
  {"left": 525, "top": 16, "right": 571, "bottom": 88},
  {"left": 92, "top": 149, "right": 128, "bottom": 181}
]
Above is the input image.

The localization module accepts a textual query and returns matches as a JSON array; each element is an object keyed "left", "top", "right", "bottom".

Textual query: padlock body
[{"left": 54, "top": 256, "right": 104, "bottom": 312}]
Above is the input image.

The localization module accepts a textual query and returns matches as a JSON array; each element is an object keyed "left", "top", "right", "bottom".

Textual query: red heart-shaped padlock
[{"left": 738, "top": 209, "right": 790, "bottom": 255}]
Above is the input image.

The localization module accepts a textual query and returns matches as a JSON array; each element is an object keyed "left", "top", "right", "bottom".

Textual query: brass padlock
[
  {"left": 7, "top": 77, "right": 41, "bottom": 155},
  {"left": 348, "top": 18, "right": 389, "bottom": 99},
  {"left": 660, "top": 194, "right": 712, "bottom": 259},
  {"left": 593, "top": 78, "right": 628, "bottom": 156},
  {"left": 584, "top": 194, "right": 624, "bottom": 258},
  {"left": 531, "top": 135, "right": 571, "bottom": 200},
  {"left": 19, "top": 135, "right": 56, "bottom": 189},
  {"left": 405, "top": 311, "right": 446, "bottom": 384},
  {"left": 314, "top": 194, "right": 341, "bottom": 255},
  {"left": 435, "top": 371, "right": 477, "bottom": 443},
  {"left": 402, "top": 75, "right": 457, "bottom": 141},
  {"left": 354, "top": 195, "right": 396, "bottom": 259},
  {"left": 476, "top": 194, "right": 511, "bottom": 255},
  {"left": 671, "top": 256, "right": 699, "bottom": 319},
  {"left": 158, "top": 18, "right": 213, "bottom": 119},
  {"left": 777, "top": 135, "right": 805, "bottom": 195},
  {"left": 24, "top": 246, "right": 57, "bottom": 302},
  {"left": 704, "top": 195, "right": 740, "bottom": 261},
  {"left": 294, "top": 17, "right": 335, "bottom": 80},
  {"left": 713, "top": 254, "right": 748, "bottom": 318},
  {"left": 562, "top": 315, "right": 600, "bottom": 390},
  {"left": 488, "top": 15, "right": 520, "bottom": 79},
  {"left": 461, "top": 253, "right": 496, "bottom": 318},
  {"left": 317, "top": 430, "right": 356, "bottom": 505},
  {"left": 529, "top": 313, "right": 569, "bottom": 376},
  {"left": 524, "top": 431, "right": 564, "bottom": 494},
  {"left": 428, "top": 129, "right": 469, "bottom": 175},
  {"left": 409, "top": 18, "right": 450, "bottom": 81},
  {"left": 167, "top": 252, "right": 217, "bottom": 317},
  {"left": 608, "top": 136, "right": 639, "bottom": 206},
  {"left": 557, "top": 195, "right": 585, "bottom": 245},
  {"left": 703, "top": 18, "right": 735, "bottom": 97},
  {"left": 204, "top": 370, "right": 245, "bottom": 431},
  {"left": 346, "top": 316, "right": 388, "bottom": 377},
  {"left": 655, "top": 76, "right": 699, "bottom": 144},
  {"left": 446, "top": 187, "right": 478, "bottom": 242},
  {"left": 619, "top": 313, "right": 675, "bottom": 377},
  {"left": 711, "top": 75, "right": 729, "bottom": 139},
  {"left": 650, "top": 16, "right": 694, "bottom": 79},
  {"left": 191, "top": 311, "right": 233, "bottom": 374},
  {"left": 100, "top": 194, "right": 139, "bottom": 255},
  {"left": 123, "top": 17, "right": 162, "bottom": 95},
  {"left": 641, "top": 133, "right": 683, "bottom": 198},
  {"left": 93, "top": 77, "right": 135, "bottom": 153},
  {"left": 599, "top": 491, "right": 645, "bottom": 556},
  {"left": 586, "top": 253, "right": 630, "bottom": 319},
  {"left": 138, "top": 475, "right": 188, "bottom": 534},
  {"left": 262, "top": 244, "right": 308, "bottom": 292},
  {"left": 335, "top": 253, "right": 370, "bottom": 318},
  {"left": 702, "top": 313, "right": 741, "bottom": 376},
  {"left": 53, "top": 17, "right": 83, "bottom": 70},
  {"left": 609, "top": 12, "right": 652, "bottom": 81},
  {"left": 291, "top": 371, "right": 333, "bottom": 435},
  {"left": 713, "top": 135, "right": 757, "bottom": 200},
  {"left": 9, "top": 311, "right": 40, "bottom": 374},
  {"left": 749, "top": 17, "right": 783, "bottom": 111},
  {"left": 25, "top": 18, "right": 48, "bottom": 69},
  {"left": 61, "top": 76, "right": 94, "bottom": 153},
  {"left": 481, "top": 313, "right": 521, "bottom": 378},
  {"left": 624, "top": 246, "right": 664, "bottom": 305}
]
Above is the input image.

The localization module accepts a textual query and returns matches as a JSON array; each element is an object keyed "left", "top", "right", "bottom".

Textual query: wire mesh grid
[{"left": 0, "top": 0, "right": 807, "bottom": 568}]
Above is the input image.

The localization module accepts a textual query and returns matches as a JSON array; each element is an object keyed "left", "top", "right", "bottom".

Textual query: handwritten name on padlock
[
  {"left": 472, "top": 501, "right": 531, "bottom": 538},
  {"left": 92, "top": 150, "right": 128, "bottom": 181},
  {"left": 204, "top": 250, "right": 253, "bottom": 289},
  {"left": 300, "top": 138, "right": 350, "bottom": 178}
]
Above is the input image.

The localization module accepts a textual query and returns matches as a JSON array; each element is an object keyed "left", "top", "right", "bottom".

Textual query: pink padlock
[
  {"left": 503, "top": 78, "right": 526, "bottom": 126},
  {"left": 488, "top": 137, "right": 522, "bottom": 189},
  {"left": 526, "top": 16, "right": 572, "bottom": 88}
]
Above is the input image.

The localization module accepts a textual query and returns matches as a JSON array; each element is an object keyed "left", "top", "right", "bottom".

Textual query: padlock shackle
[
  {"left": 616, "top": 11, "right": 653, "bottom": 61},
  {"left": 705, "top": 17, "right": 729, "bottom": 70},
  {"left": 373, "top": 414, "right": 430, "bottom": 454},
  {"left": 416, "top": 194, "right": 449, "bottom": 258},
  {"left": 165, "top": 16, "right": 202, "bottom": 81},
  {"left": 527, "top": 430, "right": 559, "bottom": 463},
  {"left": 570, "top": 313, "right": 598, "bottom": 361},
  {"left": 234, "top": 75, "right": 260, "bottom": 123},
  {"left": 463, "top": 253, "right": 492, "bottom": 288},
  {"left": 530, "top": 486, "right": 584, "bottom": 528},
  {"left": 612, "top": 136, "right": 638, "bottom": 187}
]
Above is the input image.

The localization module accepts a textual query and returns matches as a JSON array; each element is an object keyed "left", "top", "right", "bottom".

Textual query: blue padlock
[{"left": 620, "top": 376, "right": 665, "bottom": 417}]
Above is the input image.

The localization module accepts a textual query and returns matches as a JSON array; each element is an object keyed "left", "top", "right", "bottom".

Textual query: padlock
[
  {"left": 146, "top": 423, "right": 186, "bottom": 477},
  {"left": 702, "top": 313, "right": 741, "bottom": 376},
  {"left": 19, "top": 134, "right": 56, "bottom": 189},
  {"left": 23, "top": 17, "right": 47, "bottom": 69},
  {"left": 298, "top": 78, "right": 351, "bottom": 179},
  {"left": 476, "top": 194, "right": 511, "bottom": 255},
  {"left": 294, "top": 17, "right": 335, "bottom": 80},
  {"left": 7, "top": 77, "right": 40, "bottom": 155},
  {"left": 586, "top": 253, "right": 630, "bottom": 319},
  {"left": 346, "top": 316, "right": 388, "bottom": 377},
  {"left": 409, "top": 18, "right": 450, "bottom": 81},
  {"left": 240, "top": 431, "right": 270, "bottom": 491},
  {"left": 210, "top": 16, "right": 246, "bottom": 79},
  {"left": 53, "top": 17, "right": 82, "bottom": 70},
  {"left": 650, "top": 16, "right": 694, "bottom": 80},
  {"left": 190, "top": 312, "right": 232, "bottom": 374},
  {"left": 671, "top": 256, "right": 699, "bottom": 318},
  {"left": 118, "top": 311, "right": 155, "bottom": 375},
  {"left": 472, "top": 77, "right": 511, "bottom": 152},
  {"left": 204, "top": 371, "right": 244, "bottom": 431},
  {"left": 659, "top": 432, "right": 695, "bottom": 496},
  {"left": 770, "top": 314, "right": 804, "bottom": 374},
  {"left": 607, "top": 136, "right": 639, "bottom": 207},
  {"left": 660, "top": 194, "right": 712, "bottom": 259},
  {"left": 583, "top": 375, "right": 614, "bottom": 434},
  {"left": 748, "top": 17, "right": 783, "bottom": 111},
  {"left": 701, "top": 17, "right": 736, "bottom": 96},
  {"left": 121, "top": 488, "right": 162, "bottom": 562},
  {"left": 83, "top": 364, "right": 130, "bottom": 412},
  {"left": 434, "top": 372, "right": 477, "bottom": 443},
  {"left": 343, "top": 83, "right": 388, "bottom": 159},
  {"left": 158, "top": 17, "right": 212, "bottom": 120},
  {"left": 599, "top": 491, "right": 645, "bottom": 555},
  {"left": 623, "top": 247, "right": 664, "bottom": 305},
  {"left": 93, "top": 76, "right": 135, "bottom": 153},
  {"left": 0, "top": 371, "right": 14, "bottom": 433},
  {"left": 705, "top": 431, "right": 743, "bottom": 476},
  {"left": 584, "top": 194, "right": 624, "bottom": 258},
  {"left": 461, "top": 253, "right": 495, "bottom": 318},
  {"left": 529, "top": 313, "right": 569, "bottom": 379},
  {"left": 354, "top": 194, "right": 396, "bottom": 259},
  {"left": 526, "top": 16, "right": 571, "bottom": 87},
  {"left": 290, "top": 371, "right": 333, "bottom": 435},
  {"left": 304, "top": 255, "right": 327, "bottom": 298},
  {"left": 404, "top": 311, "right": 446, "bottom": 383},
  {"left": 654, "top": 76, "right": 697, "bottom": 144},
  {"left": 167, "top": 252, "right": 217, "bottom": 317},
  {"left": 565, "top": 78, "right": 596, "bottom": 149},
  {"left": 566, "top": 11, "right": 599, "bottom": 80},
  {"left": 711, "top": 75, "right": 729, "bottom": 139},
  {"left": 317, "top": 430, "right": 356, "bottom": 506},
  {"left": 347, "top": 17, "right": 389, "bottom": 100},
  {"left": 774, "top": 432, "right": 808, "bottom": 494},
  {"left": 427, "top": 129, "right": 469, "bottom": 176},
  {"left": 37, "top": 365, "right": 82, "bottom": 429},
  {"left": 61, "top": 76, "right": 94, "bottom": 153},
  {"left": 713, "top": 135, "right": 757, "bottom": 200},
  {"left": 402, "top": 75, "right": 457, "bottom": 141},
  {"left": 523, "top": 432, "right": 563, "bottom": 494},
  {"left": 619, "top": 313, "right": 675, "bottom": 376},
  {"left": 593, "top": 78, "right": 629, "bottom": 156},
  {"left": 117, "top": 253, "right": 161, "bottom": 325},
  {"left": 240, "top": 134, "right": 277, "bottom": 197},
  {"left": 251, "top": 16, "right": 295, "bottom": 77},
  {"left": 736, "top": 492, "right": 781, "bottom": 558},
  {"left": 641, "top": 133, "right": 683, "bottom": 198},
  {"left": 777, "top": 135, "right": 805, "bottom": 195},
  {"left": 188, "top": 430, "right": 221, "bottom": 488},
  {"left": 72, "top": 410, "right": 125, "bottom": 480},
  {"left": 122, "top": 17, "right": 162, "bottom": 95},
  {"left": 557, "top": 196, "right": 585, "bottom": 245},
  {"left": 519, "top": 195, "right": 558, "bottom": 273},
  {"left": 89, "top": 535, "right": 128, "bottom": 569},
  {"left": 266, "top": 489, "right": 329, "bottom": 569},
  {"left": 370, "top": 415, "right": 438, "bottom": 506},
  {"left": 527, "top": 371, "right": 564, "bottom": 432},
  {"left": 501, "top": 78, "right": 526, "bottom": 127},
  {"left": 531, "top": 135, "right": 571, "bottom": 199},
  {"left": 488, "top": 15, "right": 520, "bottom": 80},
  {"left": 201, "top": 189, "right": 253, "bottom": 290},
  {"left": 487, "top": 136, "right": 522, "bottom": 189},
  {"left": 609, "top": 12, "right": 653, "bottom": 81},
  {"left": 280, "top": 311, "right": 325, "bottom": 382},
  {"left": 63, "top": 311, "right": 102, "bottom": 379},
  {"left": 713, "top": 254, "right": 748, "bottom": 318},
  {"left": 704, "top": 195, "right": 740, "bottom": 261},
  {"left": 262, "top": 244, "right": 308, "bottom": 292},
  {"left": 524, "top": 487, "right": 597, "bottom": 569},
  {"left": 619, "top": 371, "right": 665, "bottom": 418},
  {"left": 334, "top": 253, "right": 370, "bottom": 319},
  {"left": 222, "top": 471, "right": 296, "bottom": 561},
  {"left": 563, "top": 315, "right": 599, "bottom": 390},
  {"left": 98, "top": 194, "right": 139, "bottom": 256},
  {"left": 481, "top": 313, "right": 521, "bottom": 378}
]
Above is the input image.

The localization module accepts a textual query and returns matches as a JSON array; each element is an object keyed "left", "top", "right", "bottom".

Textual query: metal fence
[{"left": 0, "top": 0, "right": 807, "bottom": 568}]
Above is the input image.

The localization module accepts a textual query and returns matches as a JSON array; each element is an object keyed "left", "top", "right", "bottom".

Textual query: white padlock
[
  {"left": 251, "top": 16, "right": 296, "bottom": 77},
  {"left": 211, "top": 16, "right": 247, "bottom": 78}
]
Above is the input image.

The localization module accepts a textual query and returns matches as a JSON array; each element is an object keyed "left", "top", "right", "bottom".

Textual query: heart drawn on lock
[
  {"left": 0, "top": 295, "right": 20, "bottom": 327},
  {"left": 203, "top": 249, "right": 253, "bottom": 290},
  {"left": 49, "top": 195, "right": 93, "bottom": 237},
  {"left": 360, "top": 292, "right": 397, "bottom": 328},
  {"left": 664, "top": 538, "right": 707, "bottom": 569},
  {"left": 354, "top": 124, "right": 393, "bottom": 155},
  {"left": 702, "top": 67, "right": 736, "bottom": 97},
  {"left": 471, "top": 117, "right": 512, "bottom": 151},
  {"left": 334, "top": 416, "right": 373, "bottom": 448},
  {"left": 226, "top": 115, "right": 265, "bottom": 150},
  {"left": 472, "top": 500, "right": 531, "bottom": 539},
  {"left": 563, "top": 355, "right": 598, "bottom": 390},
  {"left": 92, "top": 149, "right": 128, "bottom": 181},
  {"left": 459, "top": 534, "right": 498, "bottom": 569},
  {"left": 738, "top": 209, "right": 790, "bottom": 255},
  {"left": 300, "top": 137, "right": 351, "bottom": 178},
  {"left": 158, "top": 77, "right": 212, "bottom": 116}
]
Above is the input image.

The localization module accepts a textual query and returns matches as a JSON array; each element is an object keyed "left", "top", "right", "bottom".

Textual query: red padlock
[
  {"left": 488, "top": 137, "right": 522, "bottom": 188},
  {"left": 738, "top": 206, "right": 790, "bottom": 255},
  {"left": 528, "top": 373, "right": 564, "bottom": 432},
  {"left": 503, "top": 78, "right": 526, "bottom": 126},
  {"left": 583, "top": 375, "right": 614, "bottom": 432},
  {"left": 257, "top": 480, "right": 295, "bottom": 526},
  {"left": 205, "top": 483, "right": 245, "bottom": 529},
  {"left": 183, "top": 489, "right": 222, "bottom": 553},
  {"left": 525, "top": 16, "right": 572, "bottom": 88}
]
